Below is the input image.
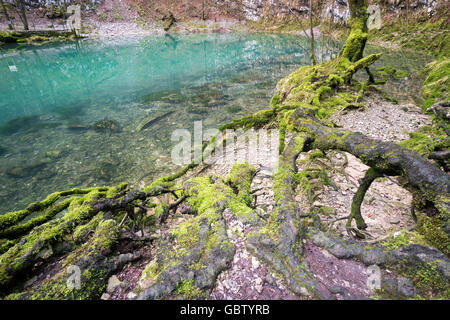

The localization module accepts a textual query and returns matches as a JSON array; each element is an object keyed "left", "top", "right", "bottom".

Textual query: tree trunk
[
  {"left": 14, "top": 0, "right": 28, "bottom": 30},
  {"left": 339, "top": 0, "right": 368, "bottom": 62},
  {"left": 309, "top": 0, "right": 316, "bottom": 65},
  {"left": 0, "top": 0, "right": 13, "bottom": 30}
]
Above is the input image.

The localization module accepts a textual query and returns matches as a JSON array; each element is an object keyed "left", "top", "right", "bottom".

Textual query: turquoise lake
[{"left": 0, "top": 33, "right": 430, "bottom": 212}]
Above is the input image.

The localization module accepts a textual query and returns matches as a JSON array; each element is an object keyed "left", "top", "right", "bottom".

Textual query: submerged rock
[
  {"left": 0, "top": 115, "right": 42, "bottom": 135},
  {"left": 93, "top": 120, "right": 121, "bottom": 133},
  {"left": 45, "top": 150, "right": 63, "bottom": 159},
  {"left": 186, "top": 106, "right": 209, "bottom": 115},
  {"left": 226, "top": 105, "right": 243, "bottom": 113},
  {"left": 139, "top": 90, "right": 184, "bottom": 104},
  {"left": 0, "top": 145, "right": 6, "bottom": 156},
  {"left": 6, "top": 160, "right": 50, "bottom": 178}
]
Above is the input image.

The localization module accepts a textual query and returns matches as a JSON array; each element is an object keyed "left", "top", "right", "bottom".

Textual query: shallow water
[{"left": 0, "top": 33, "right": 430, "bottom": 212}]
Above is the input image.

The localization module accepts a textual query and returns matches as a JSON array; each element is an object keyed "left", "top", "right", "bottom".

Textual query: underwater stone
[
  {"left": 45, "top": 150, "right": 62, "bottom": 159},
  {"left": 93, "top": 120, "right": 121, "bottom": 133},
  {"left": 0, "top": 115, "right": 41, "bottom": 135},
  {"left": 139, "top": 91, "right": 184, "bottom": 104},
  {"left": 0, "top": 145, "right": 6, "bottom": 156},
  {"left": 186, "top": 106, "right": 209, "bottom": 115},
  {"left": 226, "top": 105, "right": 243, "bottom": 113},
  {"left": 6, "top": 160, "right": 50, "bottom": 178}
]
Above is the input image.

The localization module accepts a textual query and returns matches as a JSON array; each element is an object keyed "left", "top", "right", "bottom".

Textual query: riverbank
[{"left": 0, "top": 1, "right": 448, "bottom": 301}]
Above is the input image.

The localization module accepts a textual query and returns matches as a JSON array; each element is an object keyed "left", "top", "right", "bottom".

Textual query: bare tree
[
  {"left": 287, "top": 2, "right": 317, "bottom": 66},
  {"left": 309, "top": 0, "right": 316, "bottom": 65},
  {"left": 13, "top": 0, "right": 28, "bottom": 30},
  {"left": 0, "top": 0, "right": 13, "bottom": 30}
]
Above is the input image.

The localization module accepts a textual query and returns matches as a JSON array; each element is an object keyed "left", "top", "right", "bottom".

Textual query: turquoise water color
[{"left": 0, "top": 33, "right": 427, "bottom": 212}]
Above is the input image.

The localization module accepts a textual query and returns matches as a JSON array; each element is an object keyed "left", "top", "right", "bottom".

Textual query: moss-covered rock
[
  {"left": 422, "top": 59, "right": 450, "bottom": 110},
  {"left": 93, "top": 119, "right": 121, "bottom": 133},
  {"left": 375, "top": 66, "right": 408, "bottom": 79}
]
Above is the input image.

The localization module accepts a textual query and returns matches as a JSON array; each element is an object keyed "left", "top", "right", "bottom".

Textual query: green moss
[
  {"left": 0, "top": 186, "right": 112, "bottom": 232},
  {"left": 411, "top": 261, "right": 449, "bottom": 298},
  {"left": 0, "top": 184, "right": 124, "bottom": 292},
  {"left": 339, "top": 5, "right": 368, "bottom": 63},
  {"left": 270, "top": 93, "right": 281, "bottom": 108},
  {"left": 143, "top": 162, "right": 197, "bottom": 191},
  {"left": 174, "top": 279, "right": 206, "bottom": 299},
  {"left": 398, "top": 125, "right": 449, "bottom": 157},
  {"left": 144, "top": 163, "right": 256, "bottom": 290},
  {"left": 169, "top": 218, "right": 201, "bottom": 257},
  {"left": 416, "top": 215, "right": 450, "bottom": 256},
  {"left": 381, "top": 230, "right": 429, "bottom": 251},
  {"left": 7, "top": 218, "right": 119, "bottom": 300},
  {"left": 396, "top": 261, "right": 450, "bottom": 300},
  {"left": 422, "top": 59, "right": 450, "bottom": 110},
  {"left": 218, "top": 108, "right": 275, "bottom": 131},
  {"left": 139, "top": 258, "right": 161, "bottom": 288},
  {"left": 63, "top": 219, "right": 119, "bottom": 267},
  {"left": 369, "top": 17, "right": 450, "bottom": 58},
  {"left": 72, "top": 212, "right": 104, "bottom": 243},
  {"left": 0, "top": 30, "right": 80, "bottom": 46},
  {"left": 375, "top": 66, "right": 408, "bottom": 79},
  {"left": 278, "top": 117, "right": 287, "bottom": 154}
]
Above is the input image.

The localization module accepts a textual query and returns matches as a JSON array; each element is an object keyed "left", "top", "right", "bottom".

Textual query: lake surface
[{"left": 0, "top": 33, "right": 430, "bottom": 212}]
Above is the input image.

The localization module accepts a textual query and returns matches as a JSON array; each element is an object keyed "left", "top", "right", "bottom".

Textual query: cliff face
[
  {"left": 242, "top": 0, "right": 347, "bottom": 22},
  {"left": 14, "top": 0, "right": 441, "bottom": 24},
  {"left": 242, "top": 0, "right": 440, "bottom": 23}
]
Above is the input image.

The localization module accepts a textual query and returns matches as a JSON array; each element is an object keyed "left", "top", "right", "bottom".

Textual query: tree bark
[
  {"left": 13, "top": 0, "right": 28, "bottom": 30},
  {"left": 309, "top": 0, "right": 316, "bottom": 65}
]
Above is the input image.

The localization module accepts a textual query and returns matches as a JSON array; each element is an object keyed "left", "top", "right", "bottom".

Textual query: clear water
[
  {"left": 0, "top": 33, "right": 430, "bottom": 213},
  {"left": 0, "top": 33, "right": 335, "bottom": 212}
]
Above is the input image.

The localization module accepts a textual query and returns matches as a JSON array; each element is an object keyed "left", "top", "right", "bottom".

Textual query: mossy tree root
[
  {"left": 308, "top": 229, "right": 450, "bottom": 298},
  {"left": 0, "top": 187, "right": 110, "bottom": 232},
  {"left": 287, "top": 107, "right": 450, "bottom": 227},
  {"left": 137, "top": 163, "right": 261, "bottom": 300},
  {"left": 246, "top": 135, "right": 332, "bottom": 299},
  {"left": 0, "top": 183, "right": 180, "bottom": 294},
  {"left": 347, "top": 168, "right": 384, "bottom": 238},
  {"left": 7, "top": 218, "right": 141, "bottom": 300}
]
